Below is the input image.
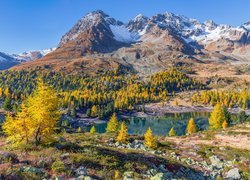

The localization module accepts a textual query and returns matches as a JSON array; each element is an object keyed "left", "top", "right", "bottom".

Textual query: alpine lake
[{"left": 83, "top": 112, "right": 238, "bottom": 136}]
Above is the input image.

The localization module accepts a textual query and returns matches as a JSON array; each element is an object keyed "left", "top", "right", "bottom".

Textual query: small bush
[{"left": 51, "top": 159, "right": 66, "bottom": 174}]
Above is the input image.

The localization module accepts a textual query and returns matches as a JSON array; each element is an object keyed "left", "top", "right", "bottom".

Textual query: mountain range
[
  {"left": 2, "top": 10, "right": 250, "bottom": 75},
  {"left": 0, "top": 48, "right": 55, "bottom": 70}
]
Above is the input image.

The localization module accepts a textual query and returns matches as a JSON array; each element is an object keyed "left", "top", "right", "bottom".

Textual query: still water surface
[{"left": 85, "top": 112, "right": 212, "bottom": 136}]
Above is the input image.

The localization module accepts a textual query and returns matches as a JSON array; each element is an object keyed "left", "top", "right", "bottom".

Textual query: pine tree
[
  {"left": 168, "top": 127, "right": 176, "bottom": 137},
  {"left": 86, "top": 109, "right": 91, "bottom": 117},
  {"left": 3, "top": 97, "right": 12, "bottom": 111},
  {"left": 186, "top": 118, "right": 197, "bottom": 134},
  {"left": 90, "top": 126, "right": 96, "bottom": 134},
  {"left": 209, "top": 103, "right": 229, "bottom": 129},
  {"left": 144, "top": 127, "right": 157, "bottom": 149},
  {"left": 117, "top": 122, "right": 128, "bottom": 143},
  {"left": 238, "top": 111, "right": 247, "bottom": 123},
  {"left": 106, "top": 113, "right": 119, "bottom": 133},
  {"left": 71, "top": 108, "right": 76, "bottom": 118}
]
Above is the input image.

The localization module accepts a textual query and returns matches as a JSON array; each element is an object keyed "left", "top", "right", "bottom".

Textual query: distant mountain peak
[
  {"left": 13, "top": 48, "right": 55, "bottom": 61},
  {"left": 8, "top": 10, "right": 250, "bottom": 73},
  {"left": 242, "top": 21, "right": 250, "bottom": 31},
  {"left": 59, "top": 10, "right": 124, "bottom": 47},
  {"left": 134, "top": 14, "right": 146, "bottom": 20},
  {"left": 204, "top": 20, "right": 218, "bottom": 30}
]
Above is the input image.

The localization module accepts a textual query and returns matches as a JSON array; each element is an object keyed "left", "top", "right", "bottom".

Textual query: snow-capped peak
[
  {"left": 133, "top": 14, "right": 148, "bottom": 22},
  {"left": 204, "top": 20, "right": 218, "bottom": 30},
  {"left": 13, "top": 48, "right": 56, "bottom": 61},
  {"left": 242, "top": 21, "right": 250, "bottom": 31},
  {"left": 59, "top": 10, "right": 123, "bottom": 46}
]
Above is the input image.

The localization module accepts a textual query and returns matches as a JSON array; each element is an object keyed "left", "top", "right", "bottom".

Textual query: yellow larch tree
[
  {"left": 90, "top": 125, "right": 96, "bottom": 134},
  {"left": 209, "top": 103, "right": 229, "bottom": 130},
  {"left": 27, "top": 80, "right": 61, "bottom": 145},
  {"left": 222, "top": 120, "right": 228, "bottom": 129},
  {"left": 3, "top": 80, "right": 61, "bottom": 146},
  {"left": 168, "top": 127, "right": 176, "bottom": 137},
  {"left": 144, "top": 127, "right": 157, "bottom": 149},
  {"left": 91, "top": 105, "right": 98, "bottom": 117},
  {"left": 117, "top": 122, "right": 128, "bottom": 143},
  {"left": 106, "top": 113, "right": 119, "bottom": 133},
  {"left": 0, "top": 87, "right": 3, "bottom": 97},
  {"left": 114, "top": 170, "right": 120, "bottom": 180},
  {"left": 186, "top": 118, "right": 198, "bottom": 134},
  {"left": 173, "top": 99, "right": 179, "bottom": 106},
  {"left": 3, "top": 103, "right": 31, "bottom": 146},
  {"left": 4, "top": 87, "right": 10, "bottom": 97}
]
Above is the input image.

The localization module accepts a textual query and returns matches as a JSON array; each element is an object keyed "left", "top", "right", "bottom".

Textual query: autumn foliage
[
  {"left": 209, "top": 103, "right": 229, "bottom": 129},
  {"left": 117, "top": 122, "right": 128, "bottom": 143},
  {"left": 144, "top": 127, "right": 157, "bottom": 149},
  {"left": 106, "top": 113, "right": 119, "bottom": 133},
  {"left": 3, "top": 80, "right": 61, "bottom": 146},
  {"left": 168, "top": 127, "right": 176, "bottom": 137},
  {"left": 186, "top": 118, "right": 198, "bottom": 134}
]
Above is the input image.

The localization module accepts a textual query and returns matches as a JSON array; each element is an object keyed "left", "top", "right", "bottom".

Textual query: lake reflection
[{"left": 86, "top": 112, "right": 211, "bottom": 136}]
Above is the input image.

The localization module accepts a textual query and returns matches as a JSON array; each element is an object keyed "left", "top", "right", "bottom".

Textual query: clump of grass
[{"left": 51, "top": 159, "right": 67, "bottom": 174}]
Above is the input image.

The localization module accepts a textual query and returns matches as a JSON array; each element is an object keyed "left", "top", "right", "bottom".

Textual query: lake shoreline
[{"left": 142, "top": 102, "right": 250, "bottom": 116}]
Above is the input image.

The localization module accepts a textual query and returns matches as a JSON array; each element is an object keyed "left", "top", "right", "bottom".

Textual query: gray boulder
[
  {"left": 123, "top": 171, "right": 134, "bottom": 180},
  {"left": 115, "top": 141, "right": 122, "bottom": 147},
  {"left": 76, "top": 166, "right": 88, "bottom": 176},
  {"left": 209, "top": 155, "right": 224, "bottom": 169},
  {"left": 226, "top": 168, "right": 241, "bottom": 179}
]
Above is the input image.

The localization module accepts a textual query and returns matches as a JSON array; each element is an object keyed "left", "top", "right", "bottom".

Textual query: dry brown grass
[{"left": 165, "top": 123, "right": 250, "bottom": 151}]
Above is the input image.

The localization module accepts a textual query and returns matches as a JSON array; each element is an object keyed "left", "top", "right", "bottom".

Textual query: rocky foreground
[{"left": 0, "top": 122, "right": 249, "bottom": 179}]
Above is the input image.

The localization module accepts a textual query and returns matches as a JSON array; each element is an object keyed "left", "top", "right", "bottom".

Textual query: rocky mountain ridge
[{"left": 9, "top": 10, "right": 250, "bottom": 75}]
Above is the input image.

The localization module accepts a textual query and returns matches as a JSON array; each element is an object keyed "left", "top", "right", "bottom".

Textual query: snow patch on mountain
[
  {"left": 110, "top": 25, "right": 139, "bottom": 43},
  {"left": 186, "top": 25, "right": 247, "bottom": 44},
  {"left": 13, "top": 48, "right": 56, "bottom": 61}
]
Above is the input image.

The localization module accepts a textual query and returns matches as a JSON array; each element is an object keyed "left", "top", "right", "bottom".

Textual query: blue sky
[{"left": 0, "top": 0, "right": 250, "bottom": 54}]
